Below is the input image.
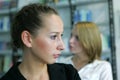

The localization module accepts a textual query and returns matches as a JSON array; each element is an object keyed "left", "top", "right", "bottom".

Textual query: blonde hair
[{"left": 74, "top": 22, "right": 102, "bottom": 62}]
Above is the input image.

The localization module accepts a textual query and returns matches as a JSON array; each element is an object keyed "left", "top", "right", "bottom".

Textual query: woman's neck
[
  {"left": 72, "top": 54, "right": 89, "bottom": 71},
  {"left": 18, "top": 52, "right": 49, "bottom": 80}
]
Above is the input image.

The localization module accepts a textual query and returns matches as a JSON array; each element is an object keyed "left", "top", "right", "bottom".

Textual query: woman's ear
[{"left": 21, "top": 31, "right": 32, "bottom": 47}]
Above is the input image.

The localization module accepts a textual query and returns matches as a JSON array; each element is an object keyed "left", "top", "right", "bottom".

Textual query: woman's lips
[
  {"left": 53, "top": 54, "right": 60, "bottom": 58},
  {"left": 69, "top": 46, "right": 74, "bottom": 50}
]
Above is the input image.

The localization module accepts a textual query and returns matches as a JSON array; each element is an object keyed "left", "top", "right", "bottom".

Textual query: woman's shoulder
[
  {"left": 82, "top": 59, "right": 112, "bottom": 70},
  {"left": 0, "top": 62, "right": 25, "bottom": 80},
  {"left": 48, "top": 63, "right": 78, "bottom": 75},
  {"left": 94, "top": 60, "right": 111, "bottom": 66},
  {"left": 48, "top": 63, "right": 81, "bottom": 80},
  {"left": 92, "top": 60, "right": 112, "bottom": 70},
  {"left": 49, "top": 63, "right": 75, "bottom": 70}
]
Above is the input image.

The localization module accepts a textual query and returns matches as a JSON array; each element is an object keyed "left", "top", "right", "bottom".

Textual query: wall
[{"left": 113, "top": 0, "right": 120, "bottom": 80}]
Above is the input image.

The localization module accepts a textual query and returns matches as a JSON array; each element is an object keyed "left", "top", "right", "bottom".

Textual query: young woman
[
  {"left": 59, "top": 22, "right": 113, "bottom": 80},
  {"left": 0, "top": 3, "right": 81, "bottom": 80}
]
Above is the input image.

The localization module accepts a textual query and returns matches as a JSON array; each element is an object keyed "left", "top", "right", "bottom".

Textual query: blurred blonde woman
[{"left": 59, "top": 22, "right": 113, "bottom": 80}]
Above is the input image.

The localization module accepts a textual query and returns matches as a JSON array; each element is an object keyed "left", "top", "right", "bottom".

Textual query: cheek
[
  {"left": 77, "top": 44, "right": 84, "bottom": 52},
  {"left": 74, "top": 41, "right": 80, "bottom": 48},
  {"left": 35, "top": 38, "right": 49, "bottom": 51},
  {"left": 74, "top": 42, "right": 83, "bottom": 51},
  {"left": 36, "top": 39, "right": 47, "bottom": 49}
]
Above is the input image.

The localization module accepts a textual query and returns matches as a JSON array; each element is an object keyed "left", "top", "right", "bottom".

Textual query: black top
[{"left": 0, "top": 62, "right": 81, "bottom": 80}]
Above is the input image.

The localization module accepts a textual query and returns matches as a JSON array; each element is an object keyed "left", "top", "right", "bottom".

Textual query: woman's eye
[
  {"left": 50, "top": 35, "right": 57, "bottom": 40},
  {"left": 75, "top": 35, "right": 79, "bottom": 40},
  {"left": 61, "top": 34, "right": 63, "bottom": 38},
  {"left": 70, "top": 34, "right": 79, "bottom": 40}
]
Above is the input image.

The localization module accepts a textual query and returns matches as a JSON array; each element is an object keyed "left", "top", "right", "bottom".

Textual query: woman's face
[
  {"left": 30, "top": 14, "right": 65, "bottom": 64},
  {"left": 69, "top": 27, "right": 90, "bottom": 61},
  {"left": 69, "top": 28, "right": 84, "bottom": 54}
]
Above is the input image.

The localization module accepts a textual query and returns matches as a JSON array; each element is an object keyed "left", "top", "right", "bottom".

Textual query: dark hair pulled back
[{"left": 11, "top": 3, "right": 58, "bottom": 49}]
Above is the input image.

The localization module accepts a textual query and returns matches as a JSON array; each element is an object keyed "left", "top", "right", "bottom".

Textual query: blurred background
[{"left": 0, "top": 0, "right": 120, "bottom": 80}]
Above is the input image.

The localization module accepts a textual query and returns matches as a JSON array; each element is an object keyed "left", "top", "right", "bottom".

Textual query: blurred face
[
  {"left": 69, "top": 28, "right": 84, "bottom": 54},
  {"left": 30, "top": 14, "right": 65, "bottom": 64}
]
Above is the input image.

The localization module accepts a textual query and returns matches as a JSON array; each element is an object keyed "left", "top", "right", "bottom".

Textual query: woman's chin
[{"left": 47, "top": 60, "right": 56, "bottom": 64}]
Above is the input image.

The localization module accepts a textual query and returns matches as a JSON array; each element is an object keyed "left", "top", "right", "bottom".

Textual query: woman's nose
[
  {"left": 57, "top": 39, "right": 65, "bottom": 51},
  {"left": 69, "top": 37, "right": 74, "bottom": 44}
]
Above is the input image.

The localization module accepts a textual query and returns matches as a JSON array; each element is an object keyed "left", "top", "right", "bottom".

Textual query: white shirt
[
  {"left": 78, "top": 60, "right": 113, "bottom": 80},
  {"left": 57, "top": 56, "right": 113, "bottom": 80}
]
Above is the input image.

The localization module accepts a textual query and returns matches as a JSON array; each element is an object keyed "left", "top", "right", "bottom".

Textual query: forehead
[
  {"left": 72, "top": 26, "right": 78, "bottom": 35},
  {"left": 39, "top": 14, "right": 64, "bottom": 33},
  {"left": 45, "top": 14, "right": 63, "bottom": 25}
]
